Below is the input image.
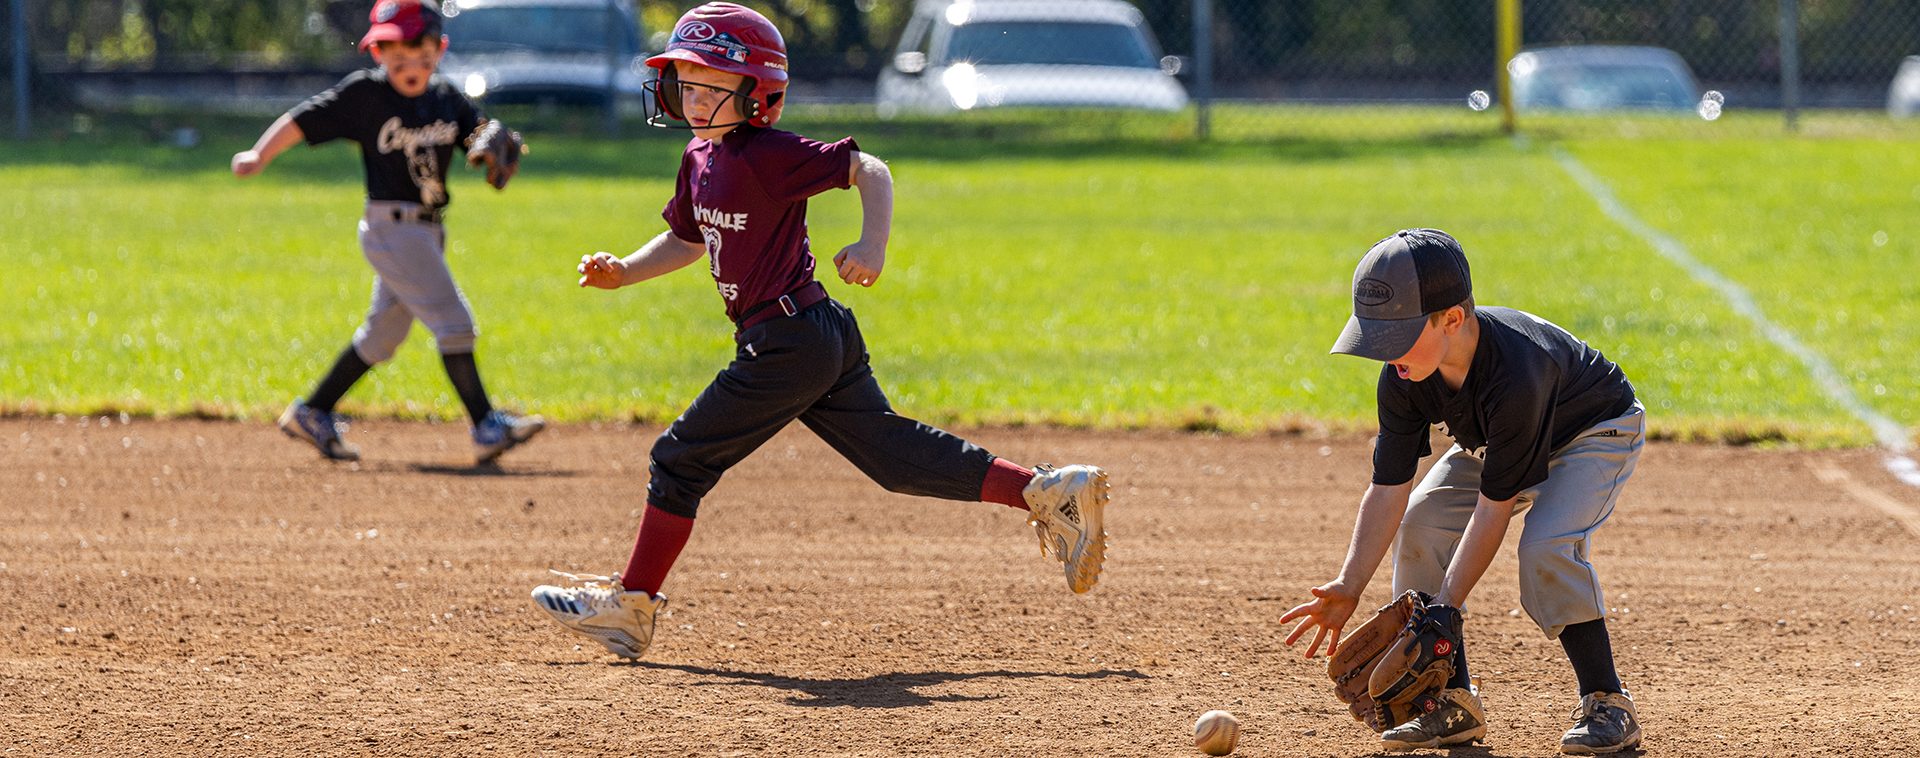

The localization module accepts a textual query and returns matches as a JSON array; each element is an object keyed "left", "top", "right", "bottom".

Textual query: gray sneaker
[
  {"left": 1381, "top": 686, "right": 1487, "bottom": 751},
  {"left": 277, "top": 401, "right": 361, "bottom": 461},
  {"left": 473, "top": 409, "right": 545, "bottom": 464},
  {"left": 1561, "top": 691, "right": 1642, "bottom": 754}
]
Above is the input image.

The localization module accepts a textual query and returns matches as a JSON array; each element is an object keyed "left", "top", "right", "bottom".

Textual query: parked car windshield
[
  {"left": 446, "top": 8, "right": 640, "bottom": 55},
  {"left": 943, "top": 21, "right": 1156, "bottom": 68},
  {"left": 1517, "top": 64, "right": 1693, "bottom": 109}
]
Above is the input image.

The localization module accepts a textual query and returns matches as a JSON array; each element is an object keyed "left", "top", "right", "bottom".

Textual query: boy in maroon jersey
[{"left": 529, "top": 2, "right": 1111, "bottom": 661}]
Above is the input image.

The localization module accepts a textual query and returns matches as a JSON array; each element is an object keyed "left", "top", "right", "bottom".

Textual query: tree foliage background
[{"left": 9, "top": 0, "right": 1917, "bottom": 84}]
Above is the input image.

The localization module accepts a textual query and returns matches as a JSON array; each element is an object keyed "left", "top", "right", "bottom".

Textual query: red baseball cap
[{"left": 358, "top": 0, "right": 444, "bottom": 51}]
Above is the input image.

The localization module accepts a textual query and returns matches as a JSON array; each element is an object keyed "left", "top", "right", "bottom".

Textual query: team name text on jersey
[{"left": 693, "top": 204, "right": 749, "bottom": 232}]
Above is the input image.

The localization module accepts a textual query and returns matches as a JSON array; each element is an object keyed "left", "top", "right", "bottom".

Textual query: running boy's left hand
[
  {"left": 1279, "top": 582, "right": 1362, "bottom": 658},
  {"left": 833, "top": 240, "right": 885, "bottom": 287}
]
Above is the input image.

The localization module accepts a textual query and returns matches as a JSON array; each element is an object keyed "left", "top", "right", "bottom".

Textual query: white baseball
[{"left": 1193, "top": 709, "right": 1240, "bottom": 756}]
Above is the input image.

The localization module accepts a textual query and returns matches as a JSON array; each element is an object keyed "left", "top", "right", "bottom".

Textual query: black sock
[
  {"left": 308, "top": 346, "right": 373, "bottom": 413},
  {"left": 441, "top": 352, "right": 493, "bottom": 424},
  {"left": 1447, "top": 631, "right": 1471, "bottom": 690},
  {"left": 1560, "top": 618, "right": 1623, "bottom": 696}
]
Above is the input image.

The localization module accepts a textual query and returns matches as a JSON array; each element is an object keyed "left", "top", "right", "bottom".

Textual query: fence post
[
  {"left": 606, "top": 0, "right": 621, "bottom": 138},
  {"left": 1192, "top": 0, "right": 1211, "bottom": 140},
  {"left": 1779, "top": 0, "right": 1799, "bottom": 132},
  {"left": 1497, "top": 0, "right": 1520, "bottom": 134},
  {"left": 12, "top": 0, "right": 27, "bottom": 140}
]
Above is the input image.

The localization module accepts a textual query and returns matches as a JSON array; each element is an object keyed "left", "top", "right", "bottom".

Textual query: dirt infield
[{"left": 3, "top": 417, "right": 1918, "bottom": 756}]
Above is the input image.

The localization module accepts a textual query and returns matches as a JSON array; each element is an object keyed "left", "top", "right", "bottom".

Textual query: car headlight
[
  {"left": 464, "top": 73, "right": 488, "bottom": 98},
  {"left": 943, "top": 63, "right": 979, "bottom": 110}
]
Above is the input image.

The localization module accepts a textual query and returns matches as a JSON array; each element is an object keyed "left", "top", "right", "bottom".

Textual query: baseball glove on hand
[
  {"left": 1325, "top": 590, "right": 1464, "bottom": 733},
  {"left": 467, "top": 119, "right": 524, "bottom": 190}
]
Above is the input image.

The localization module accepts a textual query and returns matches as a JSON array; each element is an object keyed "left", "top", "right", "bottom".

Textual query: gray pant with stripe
[
  {"left": 350, "top": 201, "right": 477, "bottom": 364},
  {"left": 1392, "top": 402, "right": 1645, "bottom": 639}
]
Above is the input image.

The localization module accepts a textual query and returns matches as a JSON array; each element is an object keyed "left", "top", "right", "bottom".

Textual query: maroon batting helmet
[{"left": 644, "top": 3, "right": 789, "bottom": 128}]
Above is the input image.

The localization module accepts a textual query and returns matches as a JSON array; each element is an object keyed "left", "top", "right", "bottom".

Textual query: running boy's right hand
[
  {"left": 578, "top": 252, "right": 627, "bottom": 289},
  {"left": 231, "top": 150, "right": 265, "bottom": 178}
]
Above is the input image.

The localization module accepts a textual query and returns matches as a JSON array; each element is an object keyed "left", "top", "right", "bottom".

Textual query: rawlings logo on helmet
[
  {"left": 675, "top": 20, "right": 716, "bottom": 42},
  {"left": 374, "top": 0, "right": 399, "bottom": 22}
]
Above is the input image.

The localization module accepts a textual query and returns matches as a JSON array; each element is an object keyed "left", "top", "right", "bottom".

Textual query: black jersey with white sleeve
[
  {"left": 1372, "top": 306, "right": 1638, "bottom": 502},
  {"left": 288, "top": 69, "right": 483, "bottom": 208}
]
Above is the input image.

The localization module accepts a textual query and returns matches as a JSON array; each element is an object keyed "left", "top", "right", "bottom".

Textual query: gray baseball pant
[
  {"left": 350, "top": 200, "right": 478, "bottom": 364},
  {"left": 1391, "top": 402, "right": 1645, "bottom": 639}
]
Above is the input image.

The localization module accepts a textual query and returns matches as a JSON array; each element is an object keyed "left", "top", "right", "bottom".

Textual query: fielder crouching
[{"left": 1280, "top": 229, "right": 1646, "bottom": 755}]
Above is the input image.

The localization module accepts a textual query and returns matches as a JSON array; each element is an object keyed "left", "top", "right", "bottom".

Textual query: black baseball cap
[{"left": 1329, "top": 229, "right": 1473, "bottom": 361}]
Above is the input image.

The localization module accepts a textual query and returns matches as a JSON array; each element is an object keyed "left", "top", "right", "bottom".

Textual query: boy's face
[
  {"left": 674, "top": 62, "right": 752, "bottom": 139},
  {"left": 372, "top": 35, "right": 449, "bottom": 98},
  {"left": 1385, "top": 307, "right": 1465, "bottom": 382}
]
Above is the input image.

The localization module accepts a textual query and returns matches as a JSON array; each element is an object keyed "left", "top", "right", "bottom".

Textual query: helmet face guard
[
  {"left": 643, "top": 2, "right": 790, "bottom": 129},
  {"left": 644, "top": 66, "right": 780, "bottom": 130}
]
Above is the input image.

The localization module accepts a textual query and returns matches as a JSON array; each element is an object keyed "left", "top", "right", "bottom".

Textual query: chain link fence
[{"left": 7, "top": 0, "right": 1920, "bottom": 141}]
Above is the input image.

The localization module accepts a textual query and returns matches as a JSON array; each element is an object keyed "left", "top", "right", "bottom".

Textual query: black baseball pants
[{"left": 645, "top": 298, "right": 995, "bottom": 519}]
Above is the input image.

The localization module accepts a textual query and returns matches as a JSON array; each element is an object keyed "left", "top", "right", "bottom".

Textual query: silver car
[
  {"left": 1509, "top": 45, "right": 1702, "bottom": 112},
  {"left": 877, "top": 0, "right": 1188, "bottom": 116},
  {"left": 1888, "top": 56, "right": 1920, "bottom": 118},
  {"left": 437, "top": 0, "right": 649, "bottom": 106}
]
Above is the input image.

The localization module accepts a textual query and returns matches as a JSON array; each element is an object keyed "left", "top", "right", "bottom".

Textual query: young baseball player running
[
  {"left": 1279, "top": 229, "right": 1645, "bottom": 754},
  {"left": 232, "top": 0, "right": 543, "bottom": 465},
  {"left": 527, "top": 2, "right": 1110, "bottom": 661}
]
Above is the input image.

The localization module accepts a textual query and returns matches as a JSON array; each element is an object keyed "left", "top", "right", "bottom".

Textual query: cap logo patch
[
  {"left": 374, "top": 0, "right": 399, "bottom": 22},
  {"left": 675, "top": 21, "right": 716, "bottom": 42},
  {"left": 1354, "top": 278, "right": 1394, "bottom": 306}
]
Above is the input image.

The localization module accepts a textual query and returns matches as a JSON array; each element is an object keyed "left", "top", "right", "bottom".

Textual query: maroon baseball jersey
[{"left": 663, "top": 126, "right": 858, "bottom": 321}]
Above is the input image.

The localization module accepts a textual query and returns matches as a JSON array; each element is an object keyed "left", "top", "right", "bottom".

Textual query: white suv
[
  {"left": 877, "top": 0, "right": 1187, "bottom": 116},
  {"left": 437, "top": 0, "right": 649, "bottom": 106}
]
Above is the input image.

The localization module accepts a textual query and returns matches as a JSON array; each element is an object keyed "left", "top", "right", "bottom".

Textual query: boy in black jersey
[
  {"left": 1281, "top": 230, "right": 1646, "bottom": 754},
  {"left": 231, "top": 0, "right": 543, "bottom": 465}
]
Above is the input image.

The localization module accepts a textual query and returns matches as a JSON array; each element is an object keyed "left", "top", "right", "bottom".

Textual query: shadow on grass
[{"left": 628, "top": 662, "right": 1148, "bottom": 709}]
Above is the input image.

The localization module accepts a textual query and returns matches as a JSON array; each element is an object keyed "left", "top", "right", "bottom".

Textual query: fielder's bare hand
[
  {"left": 833, "top": 240, "right": 884, "bottom": 287},
  {"left": 579, "top": 252, "right": 627, "bottom": 289},
  {"left": 231, "top": 150, "right": 266, "bottom": 178},
  {"left": 1279, "top": 582, "right": 1362, "bottom": 659}
]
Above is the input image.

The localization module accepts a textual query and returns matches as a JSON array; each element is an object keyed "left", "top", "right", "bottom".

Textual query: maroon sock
[
  {"left": 979, "top": 457, "right": 1034, "bottom": 510},
  {"left": 619, "top": 505, "right": 695, "bottom": 596}
]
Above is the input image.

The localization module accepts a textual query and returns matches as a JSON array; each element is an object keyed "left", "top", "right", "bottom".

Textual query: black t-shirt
[
  {"left": 1372, "top": 306, "right": 1638, "bottom": 502},
  {"left": 288, "top": 69, "right": 484, "bottom": 208}
]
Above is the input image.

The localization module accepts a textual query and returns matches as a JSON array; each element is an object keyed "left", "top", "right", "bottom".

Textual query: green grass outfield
[{"left": 3, "top": 106, "right": 1916, "bottom": 446}]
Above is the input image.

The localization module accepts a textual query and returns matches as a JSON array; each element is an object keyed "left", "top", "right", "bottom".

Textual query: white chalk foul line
[{"left": 1551, "top": 147, "right": 1920, "bottom": 489}]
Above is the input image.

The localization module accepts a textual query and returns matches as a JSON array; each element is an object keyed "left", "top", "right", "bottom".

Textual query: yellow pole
[{"left": 1497, "top": 0, "right": 1520, "bottom": 134}]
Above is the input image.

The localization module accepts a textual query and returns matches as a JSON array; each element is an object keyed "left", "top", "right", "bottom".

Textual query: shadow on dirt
[
  {"left": 636, "top": 663, "right": 1148, "bottom": 708},
  {"left": 407, "top": 463, "right": 580, "bottom": 478}
]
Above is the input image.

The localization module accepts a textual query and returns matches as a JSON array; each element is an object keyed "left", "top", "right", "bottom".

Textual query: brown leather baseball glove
[
  {"left": 1326, "top": 589, "right": 1463, "bottom": 733},
  {"left": 466, "top": 119, "right": 524, "bottom": 190}
]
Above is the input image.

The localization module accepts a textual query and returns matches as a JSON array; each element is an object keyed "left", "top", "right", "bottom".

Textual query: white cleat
[
  {"left": 529, "top": 571, "right": 667, "bottom": 659},
  {"left": 1023, "top": 463, "right": 1110, "bottom": 593}
]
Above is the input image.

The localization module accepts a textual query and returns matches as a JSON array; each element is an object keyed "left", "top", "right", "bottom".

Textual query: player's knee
[
  {"left": 351, "top": 333, "right": 402, "bottom": 365},
  {"left": 1517, "top": 535, "right": 1585, "bottom": 568}
]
